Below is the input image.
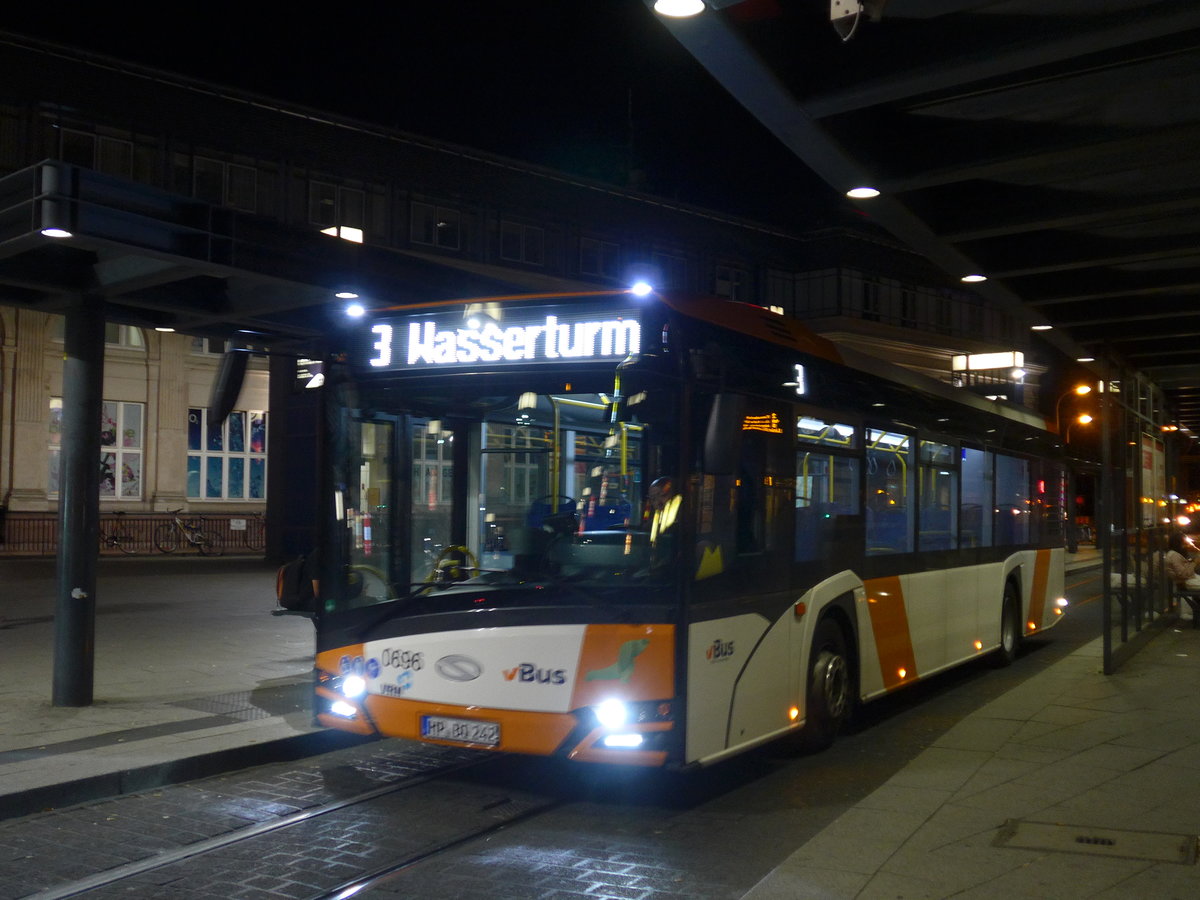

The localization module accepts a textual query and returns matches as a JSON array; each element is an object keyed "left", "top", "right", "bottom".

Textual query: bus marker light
[
  {"left": 788, "top": 706, "right": 800, "bottom": 721},
  {"left": 330, "top": 700, "right": 357, "bottom": 718},
  {"left": 974, "top": 640, "right": 983, "bottom": 651},
  {"left": 1027, "top": 621, "right": 1037, "bottom": 632},
  {"left": 602, "top": 733, "right": 644, "bottom": 749},
  {"left": 1053, "top": 607, "right": 1063, "bottom": 616},
  {"left": 794, "top": 602, "right": 806, "bottom": 618},
  {"left": 897, "top": 668, "right": 907, "bottom": 679}
]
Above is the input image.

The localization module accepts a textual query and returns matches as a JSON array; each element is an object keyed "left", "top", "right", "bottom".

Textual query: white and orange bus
[{"left": 309, "top": 289, "right": 1066, "bottom": 767}]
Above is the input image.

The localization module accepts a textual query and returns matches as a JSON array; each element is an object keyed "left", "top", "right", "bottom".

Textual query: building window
[
  {"left": 310, "top": 181, "right": 365, "bottom": 241},
  {"left": 49, "top": 318, "right": 145, "bottom": 349},
  {"left": 411, "top": 202, "right": 461, "bottom": 250},
  {"left": 500, "top": 221, "right": 544, "bottom": 265},
  {"left": 653, "top": 252, "right": 687, "bottom": 290},
  {"left": 580, "top": 237, "right": 620, "bottom": 278},
  {"left": 59, "top": 129, "right": 133, "bottom": 178},
  {"left": 48, "top": 399, "right": 144, "bottom": 499},
  {"left": 193, "top": 156, "right": 257, "bottom": 212},
  {"left": 715, "top": 264, "right": 746, "bottom": 300},
  {"left": 187, "top": 408, "right": 267, "bottom": 500}
]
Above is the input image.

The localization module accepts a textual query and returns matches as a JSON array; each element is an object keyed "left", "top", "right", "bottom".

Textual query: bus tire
[
  {"left": 991, "top": 580, "right": 1022, "bottom": 668},
  {"left": 800, "top": 617, "right": 854, "bottom": 752}
]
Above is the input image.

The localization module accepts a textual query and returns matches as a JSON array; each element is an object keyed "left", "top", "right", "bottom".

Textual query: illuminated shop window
[{"left": 187, "top": 407, "right": 267, "bottom": 500}]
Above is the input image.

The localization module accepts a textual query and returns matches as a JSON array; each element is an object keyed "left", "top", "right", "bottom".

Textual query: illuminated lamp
[
  {"left": 961, "top": 274, "right": 987, "bottom": 283},
  {"left": 335, "top": 291, "right": 360, "bottom": 299},
  {"left": 654, "top": 0, "right": 705, "bottom": 16},
  {"left": 345, "top": 303, "right": 366, "bottom": 318},
  {"left": 41, "top": 227, "right": 72, "bottom": 238},
  {"left": 629, "top": 281, "right": 654, "bottom": 296},
  {"left": 846, "top": 186, "right": 880, "bottom": 199}
]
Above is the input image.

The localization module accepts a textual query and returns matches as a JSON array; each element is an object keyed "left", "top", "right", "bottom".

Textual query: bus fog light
[
  {"left": 329, "top": 700, "right": 357, "bottom": 718},
  {"left": 342, "top": 675, "right": 367, "bottom": 698},
  {"left": 602, "top": 733, "right": 644, "bottom": 749},
  {"left": 595, "top": 698, "right": 628, "bottom": 729}
]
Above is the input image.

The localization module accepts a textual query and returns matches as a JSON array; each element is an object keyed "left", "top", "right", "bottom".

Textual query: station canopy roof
[{"left": 650, "top": 0, "right": 1200, "bottom": 434}]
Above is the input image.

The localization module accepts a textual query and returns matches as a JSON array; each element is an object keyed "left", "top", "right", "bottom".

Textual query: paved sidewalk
[
  {"left": 746, "top": 551, "right": 1200, "bottom": 899},
  {"left": 0, "top": 556, "right": 341, "bottom": 819}
]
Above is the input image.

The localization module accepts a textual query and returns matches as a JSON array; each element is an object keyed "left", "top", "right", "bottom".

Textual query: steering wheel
[
  {"left": 529, "top": 494, "right": 578, "bottom": 534},
  {"left": 426, "top": 545, "right": 480, "bottom": 583}
]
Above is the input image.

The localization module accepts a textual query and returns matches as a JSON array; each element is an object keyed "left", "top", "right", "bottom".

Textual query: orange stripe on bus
[
  {"left": 863, "top": 575, "right": 916, "bottom": 691},
  {"left": 1028, "top": 549, "right": 1051, "bottom": 632}
]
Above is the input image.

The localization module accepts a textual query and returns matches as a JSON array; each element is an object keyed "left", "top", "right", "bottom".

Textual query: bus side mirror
[{"left": 704, "top": 392, "right": 745, "bottom": 475}]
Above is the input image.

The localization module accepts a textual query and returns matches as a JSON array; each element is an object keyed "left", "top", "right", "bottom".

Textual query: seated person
[
  {"left": 1164, "top": 531, "right": 1200, "bottom": 590},
  {"left": 1163, "top": 531, "right": 1200, "bottom": 622}
]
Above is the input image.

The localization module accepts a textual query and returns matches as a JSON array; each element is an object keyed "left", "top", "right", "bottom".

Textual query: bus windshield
[{"left": 333, "top": 380, "right": 681, "bottom": 612}]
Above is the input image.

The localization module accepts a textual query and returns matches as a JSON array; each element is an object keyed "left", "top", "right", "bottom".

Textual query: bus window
[
  {"left": 411, "top": 419, "right": 456, "bottom": 581},
  {"left": 796, "top": 415, "right": 860, "bottom": 563},
  {"left": 347, "top": 419, "right": 395, "bottom": 606},
  {"left": 994, "top": 453, "right": 1031, "bottom": 545},
  {"left": 918, "top": 440, "right": 957, "bottom": 551},
  {"left": 960, "top": 447, "right": 992, "bottom": 548},
  {"left": 866, "top": 428, "right": 914, "bottom": 555}
]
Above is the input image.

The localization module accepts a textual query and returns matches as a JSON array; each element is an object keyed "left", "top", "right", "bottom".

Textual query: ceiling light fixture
[
  {"left": 653, "top": 0, "right": 705, "bottom": 16},
  {"left": 960, "top": 274, "right": 987, "bottom": 283},
  {"left": 846, "top": 186, "right": 880, "bottom": 199},
  {"left": 1031, "top": 324, "right": 1053, "bottom": 331}
]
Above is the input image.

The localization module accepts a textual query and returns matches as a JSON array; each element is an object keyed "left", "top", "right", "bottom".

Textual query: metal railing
[{"left": 0, "top": 511, "right": 265, "bottom": 557}]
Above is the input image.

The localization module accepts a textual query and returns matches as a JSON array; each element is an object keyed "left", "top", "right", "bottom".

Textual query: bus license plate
[{"left": 421, "top": 715, "right": 500, "bottom": 747}]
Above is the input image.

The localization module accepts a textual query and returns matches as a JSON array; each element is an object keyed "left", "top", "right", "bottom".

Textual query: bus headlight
[
  {"left": 341, "top": 674, "right": 367, "bottom": 698},
  {"left": 594, "top": 698, "right": 628, "bottom": 729}
]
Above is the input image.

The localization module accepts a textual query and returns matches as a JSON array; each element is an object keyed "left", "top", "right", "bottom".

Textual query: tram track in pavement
[{"left": 19, "top": 752, "right": 524, "bottom": 900}]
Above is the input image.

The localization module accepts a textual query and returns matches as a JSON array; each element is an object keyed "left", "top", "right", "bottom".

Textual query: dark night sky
[{"left": 3, "top": 1, "right": 838, "bottom": 229}]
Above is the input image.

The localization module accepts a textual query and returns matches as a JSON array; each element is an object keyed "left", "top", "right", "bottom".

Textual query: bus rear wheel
[{"left": 800, "top": 618, "right": 854, "bottom": 752}]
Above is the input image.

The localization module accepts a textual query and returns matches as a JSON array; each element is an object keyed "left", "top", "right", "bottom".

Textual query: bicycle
[
  {"left": 155, "top": 509, "right": 223, "bottom": 556},
  {"left": 99, "top": 510, "right": 137, "bottom": 555}
]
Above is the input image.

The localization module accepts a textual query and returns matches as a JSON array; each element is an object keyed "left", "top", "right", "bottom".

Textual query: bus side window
[{"left": 866, "top": 429, "right": 914, "bottom": 555}]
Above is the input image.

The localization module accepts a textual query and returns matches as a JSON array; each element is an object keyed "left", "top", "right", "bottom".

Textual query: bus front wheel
[
  {"left": 991, "top": 580, "right": 1022, "bottom": 668},
  {"left": 800, "top": 617, "right": 854, "bottom": 752}
]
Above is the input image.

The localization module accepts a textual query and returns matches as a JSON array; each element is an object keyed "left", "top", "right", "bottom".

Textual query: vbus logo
[
  {"left": 502, "top": 662, "right": 567, "bottom": 685},
  {"left": 706, "top": 639, "right": 735, "bottom": 661}
]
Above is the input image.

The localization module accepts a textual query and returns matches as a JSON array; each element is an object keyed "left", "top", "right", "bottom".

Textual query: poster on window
[
  {"left": 121, "top": 453, "right": 141, "bottom": 498},
  {"left": 100, "top": 452, "right": 116, "bottom": 496}
]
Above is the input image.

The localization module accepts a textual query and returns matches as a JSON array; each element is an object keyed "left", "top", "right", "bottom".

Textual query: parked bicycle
[
  {"left": 155, "top": 509, "right": 223, "bottom": 556},
  {"left": 99, "top": 510, "right": 137, "bottom": 555}
]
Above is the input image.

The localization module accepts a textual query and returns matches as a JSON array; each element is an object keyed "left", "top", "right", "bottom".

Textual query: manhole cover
[{"left": 995, "top": 819, "right": 1198, "bottom": 865}]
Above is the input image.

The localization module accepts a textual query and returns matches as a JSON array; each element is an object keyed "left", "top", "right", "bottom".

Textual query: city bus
[{"left": 308, "top": 289, "right": 1066, "bottom": 767}]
